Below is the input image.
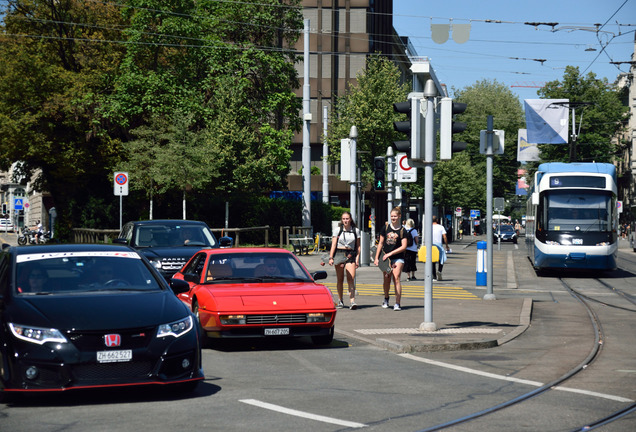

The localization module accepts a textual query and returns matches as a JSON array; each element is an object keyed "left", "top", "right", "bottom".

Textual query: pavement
[{"left": 297, "top": 234, "right": 635, "bottom": 353}]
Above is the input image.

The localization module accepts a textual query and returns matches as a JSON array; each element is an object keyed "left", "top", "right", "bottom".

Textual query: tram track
[{"left": 416, "top": 276, "right": 635, "bottom": 432}]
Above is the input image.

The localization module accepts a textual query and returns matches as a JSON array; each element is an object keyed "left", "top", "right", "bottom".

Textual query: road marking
[
  {"left": 325, "top": 283, "right": 478, "bottom": 300},
  {"left": 240, "top": 399, "right": 367, "bottom": 428},
  {"left": 400, "top": 354, "right": 634, "bottom": 403}
]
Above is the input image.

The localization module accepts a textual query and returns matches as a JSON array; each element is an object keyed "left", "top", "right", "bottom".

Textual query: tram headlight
[
  {"left": 546, "top": 241, "right": 560, "bottom": 245},
  {"left": 596, "top": 242, "right": 609, "bottom": 246}
]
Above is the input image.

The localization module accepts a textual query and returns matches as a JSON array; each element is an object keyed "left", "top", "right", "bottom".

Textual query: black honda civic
[{"left": 0, "top": 243, "right": 203, "bottom": 399}]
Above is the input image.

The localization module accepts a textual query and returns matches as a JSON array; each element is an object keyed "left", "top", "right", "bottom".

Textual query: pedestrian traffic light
[
  {"left": 439, "top": 97, "right": 468, "bottom": 160},
  {"left": 1, "top": 203, "right": 6, "bottom": 215},
  {"left": 373, "top": 157, "right": 385, "bottom": 190}
]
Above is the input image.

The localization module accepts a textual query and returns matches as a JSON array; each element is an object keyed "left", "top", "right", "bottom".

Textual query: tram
[{"left": 526, "top": 162, "right": 618, "bottom": 271}]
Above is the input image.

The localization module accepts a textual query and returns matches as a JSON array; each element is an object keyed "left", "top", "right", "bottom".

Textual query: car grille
[
  {"left": 72, "top": 361, "right": 154, "bottom": 382},
  {"left": 161, "top": 258, "right": 187, "bottom": 272},
  {"left": 246, "top": 314, "right": 307, "bottom": 324},
  {"left": 67, "top": 327, "right": 155, "bottom": 350}
]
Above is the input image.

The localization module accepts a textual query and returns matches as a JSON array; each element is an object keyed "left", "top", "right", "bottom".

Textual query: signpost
[{"left": 114, "top": 172, "right": 129, "bottom": 230}]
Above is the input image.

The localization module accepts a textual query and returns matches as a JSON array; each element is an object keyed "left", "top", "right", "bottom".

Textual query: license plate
[
  {"left": 97, "top": 350, "right": 132, "bottom": 363},
  {"left": 265, "top": 328, "right": 290, "bottom": 336}
]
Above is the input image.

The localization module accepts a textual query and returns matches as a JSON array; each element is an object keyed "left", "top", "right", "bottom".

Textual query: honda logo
[{"left": 104, "top": 334, "right": 121, "bottom": 347}]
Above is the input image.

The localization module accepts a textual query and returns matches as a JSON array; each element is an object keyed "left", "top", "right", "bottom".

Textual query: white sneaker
[
  {"left": 382, "top": 298, "right": 389, "bottom": 309},
  {"left": 393, "top": 303, "right": 401, "bottom": 311}
]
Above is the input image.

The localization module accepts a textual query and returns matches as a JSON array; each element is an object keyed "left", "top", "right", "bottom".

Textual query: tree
[
  {"left": 0, "top": 0, "right": 128, "bottom": 233},
  {"left": 326, "top": 56, "right": 410, "bottom": 187},
  {"left": 435, "top": 79, "right": 525, "bottom": 212},
  {"left": 537, "top": 66, "right": 628, "bottom": 163}
]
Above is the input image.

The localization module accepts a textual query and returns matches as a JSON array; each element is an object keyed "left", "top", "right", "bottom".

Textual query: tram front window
[{"left": 545, "top": 191, "right": 613, "bottom": 232}]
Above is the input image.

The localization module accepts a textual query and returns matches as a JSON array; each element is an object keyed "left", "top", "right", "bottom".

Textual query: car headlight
[
  {"left": 9, "top": 323, "right": 68, "bottom": 345},
  {"left": 307, "top": 313, "right": 331, "bottom": 323},
  {"left": 157, "top": 316, "right": 193, "bottom": 338},
  {"left": 220, "top": 315, "right": 246, "bottom": 325}
]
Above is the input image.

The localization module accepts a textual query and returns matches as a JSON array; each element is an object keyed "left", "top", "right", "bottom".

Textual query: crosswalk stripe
[{"left": 324, "top": 283, "right": 478, "bottom": 300}]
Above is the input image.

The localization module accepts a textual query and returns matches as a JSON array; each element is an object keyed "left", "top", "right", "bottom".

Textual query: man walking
[{"left": 432, "top": 216, "right": 450, "bottom": 281}]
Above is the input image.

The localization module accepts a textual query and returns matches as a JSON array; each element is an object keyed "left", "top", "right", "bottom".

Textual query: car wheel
[
  {"left": 193, "top": 302, "right": 210, "bottom": 348},
  {"left": 311, "top": 326, "right": 334, "bottom": 346}
]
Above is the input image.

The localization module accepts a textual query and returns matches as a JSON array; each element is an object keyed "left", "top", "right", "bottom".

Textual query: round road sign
[{"left": 115, "top": 173, "right": 128, "bottom": 185}]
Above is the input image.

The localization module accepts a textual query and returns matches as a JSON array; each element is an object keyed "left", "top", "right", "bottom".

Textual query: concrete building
[{"left": 287, "top": 0, "right": 415, "bottom": 214}]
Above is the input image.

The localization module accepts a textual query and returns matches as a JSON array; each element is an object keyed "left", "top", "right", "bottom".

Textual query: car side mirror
[
  {"left": 312, "top": 270, "right": 328, "bottom": 281},
  {"left": 170, "top": 278, "right": 190, "bottom": 294},
  {"left": 112, "top": 238, "right": 128, "bottom": 245}
]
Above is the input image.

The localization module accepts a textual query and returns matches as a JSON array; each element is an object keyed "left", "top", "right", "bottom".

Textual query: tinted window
[
  {"left": 15, "top": 252, "right": 162, "bottom": 294},
  {"left": 134, "top": 224, "right": 217, "bottom": 248}
]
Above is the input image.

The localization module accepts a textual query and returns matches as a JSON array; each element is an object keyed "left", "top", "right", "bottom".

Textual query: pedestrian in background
[
  {"left": 432, "top": 215, "right": 450, "bottom": 281},
  {"left": 328, "top": 211, "right": 360, "bottom": 310},
  {"left": 403, "top": 218, "right": 419, "bottom": 281},
  {"left": 374, "top": 207, "right": 408, "bottom": 311}
]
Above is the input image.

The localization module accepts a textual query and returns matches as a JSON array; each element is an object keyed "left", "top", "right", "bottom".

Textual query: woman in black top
[
  {"left": 374, "top": 207, "right": 408, "bottom": 311},
  {"left": 328, "top": 212, "right": 361, "bottom": 309}
]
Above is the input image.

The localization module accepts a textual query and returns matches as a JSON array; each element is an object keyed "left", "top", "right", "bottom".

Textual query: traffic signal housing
[
  {"left": 373, "top": 156, "right": 385, "bottom": 191},
  {"left": 439, "top": 97, "right": 468, "bottom": 160},
  {"left": 393, "top": 97, "right": 423, "bottom": 160}
]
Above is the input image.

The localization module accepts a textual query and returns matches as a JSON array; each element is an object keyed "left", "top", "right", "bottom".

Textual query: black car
[
  {"left": 114, "top": 220, "right": 222, "bottom": 280},
  {"left": 493, "top": 224, "right": 518, "bottom": 243},
  {"left": 0, "top": 244, "right": 203, "bottom": 398}
]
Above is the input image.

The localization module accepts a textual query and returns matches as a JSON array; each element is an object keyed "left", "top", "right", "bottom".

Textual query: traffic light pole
[
  {"left": 421, "top": 79, "right": 437, "bottom": 332},
  {"left": 485, "top": 116, "right": 496, "bottom": 300}
]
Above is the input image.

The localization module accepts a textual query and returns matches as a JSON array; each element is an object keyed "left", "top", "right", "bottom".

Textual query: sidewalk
[{"left": 298, "top": 235, "right": 532, "bottom": 353}]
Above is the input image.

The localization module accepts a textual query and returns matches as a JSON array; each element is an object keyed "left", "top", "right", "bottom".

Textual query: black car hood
[
  {"left": 8, "top": 291, "right": 187, "bottom": 331},
  {"left": 139, "top": 246, "right": 207, "bottom": 260}
]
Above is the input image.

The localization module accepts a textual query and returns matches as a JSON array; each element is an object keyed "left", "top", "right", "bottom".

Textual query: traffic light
[
  {"left": 393, "top": 97, "right": 423, "bottom": 159},
  {"left": 1, "top": 203, "right": 6, "bottom": 215},
  {"left": 373, "top": 157, "right": 385, "bottom": 190},
  {"left": 439, "top": 97, "right": 467, "bottom": 160}
]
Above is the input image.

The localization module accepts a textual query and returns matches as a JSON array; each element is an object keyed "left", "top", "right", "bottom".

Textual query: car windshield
[
  {"left": 134, "top": 224, "right": 217, "bottom": 248},
  {"left": 15, "top": 251, "right": 163, "bottom": 295},
  {"left": 194, "top": 252, "right": 312, "bottom": 283},
  {"left": 497, "top": 225, "right": 515, "bottom": 233}
]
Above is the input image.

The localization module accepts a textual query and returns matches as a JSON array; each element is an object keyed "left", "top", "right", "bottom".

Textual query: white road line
[
  {"left": 400, "top": 353, "right": 634, "bottom": 403},
  {"left": 239, "top": 399, "right": 367, "bottom": 428}
]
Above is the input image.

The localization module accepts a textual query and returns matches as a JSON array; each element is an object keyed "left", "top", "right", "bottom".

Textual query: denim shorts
[{"left": 390, "top": 258, "right": 405, "bottom": 265}]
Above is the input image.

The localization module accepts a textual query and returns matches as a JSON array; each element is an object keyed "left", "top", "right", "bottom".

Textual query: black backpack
[{"left": 405, "top": 228, "right": 414, "bottom": 247}]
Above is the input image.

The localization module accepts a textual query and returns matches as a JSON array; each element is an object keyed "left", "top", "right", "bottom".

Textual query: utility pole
[
  {"left": 322, "top": 106, "right": 329, "bottom": 204},
  {"left": 301, "top": 19, "right": 311, "bottom": 227},
  {"left": 349, "top": 126, "right": 358, "bottom": 223}
]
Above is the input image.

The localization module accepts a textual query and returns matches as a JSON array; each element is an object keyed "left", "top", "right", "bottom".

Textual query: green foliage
[
  {"left": 326, "top": 56, "right": 410, "bottom": 187},
  {"left": 432, "top": 80, "right": 524, "bottom": 213}
]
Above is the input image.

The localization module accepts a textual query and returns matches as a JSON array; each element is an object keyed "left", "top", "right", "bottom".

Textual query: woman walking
[
  {"left": 374, "top": 207, "right": 408, "bottom": 311},
  {"left": 328, "top": 212, "right": 361, "bottom": 309}
]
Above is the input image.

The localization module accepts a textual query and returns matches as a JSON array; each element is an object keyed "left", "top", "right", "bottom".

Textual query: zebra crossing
[{"left": 323, "top": 282, "right": 479, "bottom": 300}]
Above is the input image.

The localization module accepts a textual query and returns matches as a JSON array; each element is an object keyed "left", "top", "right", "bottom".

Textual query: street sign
[
  {"left": 494, "top": 197, "right": 505, "bottom": 212},
  {"left": 114, "top": 172, "right": 129, "bottom": 196},
  {"left": 455, "top": 207, "right": 462, "bottom": 216},
  {"left": 396, "top": 153, "right": 417, "bottom": 182},
  {"left": 479, "top": 129, "right": 505, "bottom": 154},
  {"left": 470, "top": 209, "right": 480, "bottom": 218},
  {"left": 14, "top": 198, "right": 23, "bottom": 210}
]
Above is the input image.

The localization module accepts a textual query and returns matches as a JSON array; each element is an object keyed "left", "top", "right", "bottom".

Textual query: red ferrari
[{"left": 172, "top": 248, "right": 336, "bottom": 346}]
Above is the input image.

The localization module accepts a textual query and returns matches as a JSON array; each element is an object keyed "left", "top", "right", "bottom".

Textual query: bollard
[
  {"left": 476, "top": 240, "right": 487, "bottom": 286},
  {"left": 360, "top": 231, "right": 370, "bottom": 266}
]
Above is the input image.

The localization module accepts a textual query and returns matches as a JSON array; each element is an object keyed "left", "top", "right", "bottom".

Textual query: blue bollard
[{"left": 476, "top": 240, "right": 487, "bottom": 286}]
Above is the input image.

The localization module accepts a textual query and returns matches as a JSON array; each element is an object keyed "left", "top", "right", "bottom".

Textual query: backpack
[{"left": 405, "top": 228, "right": 414, "bottom": 247}]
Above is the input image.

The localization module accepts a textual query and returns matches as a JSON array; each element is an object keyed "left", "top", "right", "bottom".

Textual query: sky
[{"left": 392, "top": 0, "right": 636, "bottom": 101}]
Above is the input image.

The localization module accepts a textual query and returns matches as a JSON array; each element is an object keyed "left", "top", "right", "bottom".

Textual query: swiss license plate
[
  {"left": 97, "top": 349, "right": 132, "bottom": 363},
  {"left": 265, "top": 328, "right": 290, "bottom": 336}
]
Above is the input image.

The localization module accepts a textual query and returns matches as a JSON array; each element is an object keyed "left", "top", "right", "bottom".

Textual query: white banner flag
[
  {"left": 517, "top": 129, "right": 540, "bottom": 162},
  {"left": 524, "top": 99, "right": 569, "bottom": 144}
]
